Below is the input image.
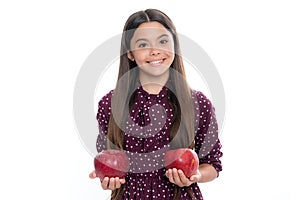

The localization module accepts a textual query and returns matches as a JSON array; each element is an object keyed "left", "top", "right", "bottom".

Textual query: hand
[
  {"left": 89, "top": 170, "right": 126, "bottom": 190},
  {"left": 165, "top": 168, "right": 202, "bottom": 187}
]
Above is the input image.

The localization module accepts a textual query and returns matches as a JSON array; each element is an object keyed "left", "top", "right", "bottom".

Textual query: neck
[{"left": 139, "top": 71, "right": 169, "bottom": 94}]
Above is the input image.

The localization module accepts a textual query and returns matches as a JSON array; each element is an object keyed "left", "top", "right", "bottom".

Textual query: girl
[{"left": 89, "top": 9, "right": 223, "bottom": 200}]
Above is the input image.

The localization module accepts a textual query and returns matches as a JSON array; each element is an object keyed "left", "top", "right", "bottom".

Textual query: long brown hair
[{"left": 107, "top": 9, "right": 195, "bottom": 199}]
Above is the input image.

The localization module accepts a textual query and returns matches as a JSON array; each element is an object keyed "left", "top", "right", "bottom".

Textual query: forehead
[{"left": 132, "top": 22, "right": 172, "bottom": 39}]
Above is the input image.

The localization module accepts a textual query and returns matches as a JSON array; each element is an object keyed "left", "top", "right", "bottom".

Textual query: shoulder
[
  {"left": 96, "top": 90, "right": 114, "bottom": 121},
  {"left": 191, "top": 89, "right": 213, "bottom": 107},
  {"left": 191, "top": 89, "right": 216, "bottom": 119},
  {"left": 97, "top": 90, "right": 114, "bottom": 116},
  {"left": 97, "top": 90, "right": 114, "bottom": 107}
]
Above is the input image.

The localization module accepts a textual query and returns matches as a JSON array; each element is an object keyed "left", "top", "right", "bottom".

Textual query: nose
[{"left": 150, "top": 48, "right": 160, "bottom": 56}]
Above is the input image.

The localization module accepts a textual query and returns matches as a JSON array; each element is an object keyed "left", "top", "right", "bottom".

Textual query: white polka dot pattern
[{"left": 96, "top": 86, "right": 223, "bottom": 199}]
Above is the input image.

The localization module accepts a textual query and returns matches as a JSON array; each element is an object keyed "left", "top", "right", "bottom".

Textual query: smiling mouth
[{"left": 147, "top": 58, "right": 166, "bottom": 65}]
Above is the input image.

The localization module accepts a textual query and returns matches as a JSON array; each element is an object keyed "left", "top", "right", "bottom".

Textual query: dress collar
[{"left": 136, "top": 80, "right": 171, "bottom": 101}]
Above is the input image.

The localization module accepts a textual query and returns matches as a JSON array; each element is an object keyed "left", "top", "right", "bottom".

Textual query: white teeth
[{"left": 149, "top": 60, "right": 163, "bottom": 64}]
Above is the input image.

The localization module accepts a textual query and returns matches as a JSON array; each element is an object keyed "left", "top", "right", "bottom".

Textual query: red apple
[
  {"left": 163, "top": 148, "right": 199, "bottom": 178},
  {"left": 94, "top": 149, "right": 130, "bottom": 181}
]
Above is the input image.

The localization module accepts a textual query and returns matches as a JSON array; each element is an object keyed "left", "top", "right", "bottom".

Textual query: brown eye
[
  {"left": 160, "top": 39, "right": 168, "bottom": 45},
  {"left": 138, "top": 43, "right": 148, "bottom": 48}
]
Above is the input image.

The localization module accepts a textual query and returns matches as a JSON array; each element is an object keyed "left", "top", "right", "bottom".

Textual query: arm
[
  {"left": 166, "top": 91, "right": 223, "bottom": 186},
  {"left": 198, "top": 163, "right": 218, "bottom": 182},
  {"left": 89, "top": 91, "right": 125, "bottom": 190}
]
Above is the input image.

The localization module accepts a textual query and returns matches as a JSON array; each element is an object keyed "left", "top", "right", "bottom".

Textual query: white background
[{"left": 1, "top": 0, "right": 299, "bottom": 199}]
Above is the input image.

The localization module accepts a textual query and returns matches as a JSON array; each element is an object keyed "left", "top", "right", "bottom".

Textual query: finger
[
  {"left": 119, "top": 178, "right": 126, "bottom": 184},
  {"left": 108, "top": 178, "right": 116, "bottom": 190},
  {"left": 167, "top": 169, "right": 175, "bottom": 183},
  {"left": 178, "top": 170, "right": 191, "bottom": 185},
  {"left": 101, "top": 177, "right": 109, "bottom": 190},
  {"left": 89, "top": 171, "right": 96, "bottom": 179},
  {"left": 165, "top": 170, "right": 169, "bottom": 178},
  {"left": 189, "top": 175, "right": 198, "bottom": 182},
  {"left": 190, "top": 170, "right": 201, "bottom": 183},
  {"left": 115, "top": 177, "right": 121, "bottom": 189},
  {"left": 172, "top": 168, "right": 183, "bottom": 187}
]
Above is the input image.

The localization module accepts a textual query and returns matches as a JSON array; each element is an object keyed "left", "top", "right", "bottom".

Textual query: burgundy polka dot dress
[{"left": 96, "top": 85, "right": 223, "bottom": 200}]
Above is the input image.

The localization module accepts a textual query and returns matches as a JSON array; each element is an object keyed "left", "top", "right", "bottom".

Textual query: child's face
[{"left": 128, "top": 22, "right": 175, "bottom": 79}]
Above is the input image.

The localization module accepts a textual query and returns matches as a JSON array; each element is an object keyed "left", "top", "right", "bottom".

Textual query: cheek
[
  {"left": 132, "top": 50, "right": 148, "bottom": 61},
  {"left": 163, "top": 44, "right": 175, "bottom": 58},
  {"left": 166, "top": 50, "right": 175, "bottom": 57},
  {"left": 165, "top": 50, "right": 175, "bottom": 62}
]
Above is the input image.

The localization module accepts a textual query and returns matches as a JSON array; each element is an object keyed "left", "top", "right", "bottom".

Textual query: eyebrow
[{"left": 135, "top": 34, "right": 170, "bottom": 44}]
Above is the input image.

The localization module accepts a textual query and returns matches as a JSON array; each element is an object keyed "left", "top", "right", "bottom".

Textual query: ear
[{"left": 127, "top": 51, "right": 134, "bottom": 61}]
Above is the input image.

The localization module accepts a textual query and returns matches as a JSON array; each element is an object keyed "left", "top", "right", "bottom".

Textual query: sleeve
[
  {"left": 193, "top": 91, "right": 223, "bottom": 174},
  {"left": 96, "top": 90, "right": 113, "bottom": 153}
]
